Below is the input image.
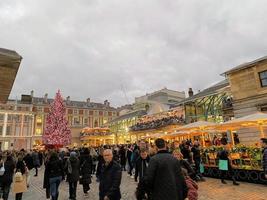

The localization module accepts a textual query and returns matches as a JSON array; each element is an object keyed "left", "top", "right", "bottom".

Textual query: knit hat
[{"left": 70, "top": 151, "right": 77, "bottom": 157}]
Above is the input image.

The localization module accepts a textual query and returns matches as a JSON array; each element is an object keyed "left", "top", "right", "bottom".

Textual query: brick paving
[{"left": 7, "top": 167, "right": 267, "bottom": 200}]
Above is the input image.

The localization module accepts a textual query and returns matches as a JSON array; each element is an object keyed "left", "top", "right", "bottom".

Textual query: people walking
[
  {"left": 13, "top": 154, "right": 28, "bottom": 200},
  {"left": 0, "top": 154, "right": 16, "bottom": 200},
  {"left": 79, "top": 148, "right": 93, "bottom": 196},
  {"left": 119, "top": 145, "right": 127, "bottom": 171},
  {"left": 65, "top": 152, "right": 80, "bottom": 200},
  {"left": 144, "top": 138, "right": 188, "bottom": 200},
  {"left": 98, "top": 149, "right": 122, "bottom": 200},
  {"left": 134, "top": 149, "right": 150, "bottom": 182},
  {"left": 218, "top": 146, "right": 239, "bottom": 185},
  {"left": 46, "top": 152, "right": 64, "bottom": 200},
  {"left": 32, "top": 150, "right": 40, "bottom": 177}
]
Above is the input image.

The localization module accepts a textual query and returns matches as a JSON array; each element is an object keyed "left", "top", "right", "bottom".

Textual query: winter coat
[
  {"left": 43, "top": 161, "right": 49, "bottom": 189},
  {"left": 191, "top": 145, "right": 201, "bottom": 162},
  {"left": 135, "top": 156, "right": 150, "bottom": 182},
  {"left": 145, "top": 150, "right": 188, "bottom": 200},
  {"left": 80, "top": 154, "right": 93, "bottom": 184},
  {"left": 185, "top": 177, "right": 198, "bottom": 200},
  {"left": 96, "top": 155, "right": 105, "bottom": 178},
  {"left": 46, "top": 157, "right": 64, "bottom": 179},
  {"left": 119, "top": 148, "right": 127, "bottom": 166},
  {"left": 66, "top": 156, "right": 80, "bottom": 182},
  {"left": 0, "top": 158, "right": 16, "bottom": 185},
  {"left": 262, "top": 147, "right": 267, "bottom": 174},
  {"left": 23, "top": 154, "right": 34, "bottom": 170},
  {"left": 32, "top": 152, "right": 40, "bottom": 167},
  {"left": 99, "top": 161, "right": 122, "bottom": 200}
]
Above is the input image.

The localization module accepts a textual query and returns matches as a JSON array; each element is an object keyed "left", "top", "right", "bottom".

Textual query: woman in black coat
[
  {"left": 79, "top": 148, "right": 93, "bottom": 195},
  {"left": 43, "top": 154, "right": 51, "bottom": 199},
  {"left": 65, "top": 152, "right": 80, "bottom": 200},
  {"left": 119, "top": 146, "right": 127, "bottom": 171},
  {"left": 0, "top": 155, "right": 16, "bottom": 200}
]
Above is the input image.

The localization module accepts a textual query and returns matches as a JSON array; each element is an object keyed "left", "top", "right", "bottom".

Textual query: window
[
  {"left": 259, "top": 70, "right": 267, "bottom": 87},
  {"left": 36, "top": 116, "right": 42, "bottom": 124},
  {"left": 0, "top": 126, "right": 3, "bottom": 135},
  {"left": 84, "top": 118, "right": 88, "bottom": 125},
  {"left": 73, "top": 117, "right": 80, "bottom": 125},
  {"left": 0, "top": 114, "right": 4, "bottom": 121},
  {"left": 73, "top": 109, "right": 78, "bottom": 115},
  {"left": 6, "top": 126, "right": 11, "bottom": 136},
  {"left": 36, "top": 128, "right": 42, "bottom": 135}
]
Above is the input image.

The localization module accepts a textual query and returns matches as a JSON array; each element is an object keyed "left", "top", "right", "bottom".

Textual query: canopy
[
  {"left": 222, "top": 112, "right": 267, "bottom": 126},
  {"left": 177, "top": 121, "right": 217, "bottom": 131}
]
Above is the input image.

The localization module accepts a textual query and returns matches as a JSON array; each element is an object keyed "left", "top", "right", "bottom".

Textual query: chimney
[
  {"left": 30, "top": 90, "right": 34, "bottom": 98},
  {"left": 44, "top": 93, "right": 48, "bottom": 103},
  {"left": 86, "top": 98, "right": 91, "bottom": 105},
  {"left": 66, "top": 96, "right": 70, "bottom": 104},
  {"left": 188, "top": 88, "right": 194, "bottom": 97},
  {"left": 104, "top": 100, "right": 110, "bottom": 107}
]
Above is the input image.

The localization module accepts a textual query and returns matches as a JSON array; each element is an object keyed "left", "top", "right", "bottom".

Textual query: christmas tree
[{"left": 43, "top": 90, "right": 71, "bottom": 146}]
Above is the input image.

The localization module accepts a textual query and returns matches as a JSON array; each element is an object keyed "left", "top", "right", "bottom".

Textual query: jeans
[
  {"left": 0, "top": 183, "right": 11, "bottom": 200},
  {"left": 68, "top": 181, "right": 78, "bottom": 199},
  {"left": 49, "top": 176, "right": 62, "bottom": 200}
]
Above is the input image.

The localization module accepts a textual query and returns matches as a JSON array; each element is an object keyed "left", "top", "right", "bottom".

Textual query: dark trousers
[
  {"left": 128, "top": 160, "right": 133, "bottom": 175},
  {"left": 82, "top": 183, "right": 90, "bottom": 193},
  {"left": 15, "top": 193, "right": 23, "bottom": 200},
  {"left": 0, "top": 183, "right": 11, "bottom": 200},
  {"left": 221, "top": 170, "right": 237, "bottom": 182},
  {"left": 69, "top": 181, "right": 78, "bottom": 199},
  {"left": 35, "top": 166, "right": 38, "bottom": 176},
  {"left": 46, "top": 187, "right": 50, "bottom": 199}
]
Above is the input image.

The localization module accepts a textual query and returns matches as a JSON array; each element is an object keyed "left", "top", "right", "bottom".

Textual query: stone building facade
[{"left": 224, "top": 56, "right": 267, "bottom": 144}]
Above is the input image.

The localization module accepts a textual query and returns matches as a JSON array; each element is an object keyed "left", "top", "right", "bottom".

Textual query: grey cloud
[{"left": 1, "top": 0, "right": 267, "bottom": 107}]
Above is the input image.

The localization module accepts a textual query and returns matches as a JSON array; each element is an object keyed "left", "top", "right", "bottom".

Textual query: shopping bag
[
  {"left": 219, "top": 160, "right": 228, "bottom": 171},
  {"left": 200, "top": 163, "right": 205, "bottom": 173}
]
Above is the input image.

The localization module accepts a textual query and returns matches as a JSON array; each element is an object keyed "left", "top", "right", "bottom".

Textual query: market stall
[{"left": 80, "top": 127, "right": 115, "bottom": 146}]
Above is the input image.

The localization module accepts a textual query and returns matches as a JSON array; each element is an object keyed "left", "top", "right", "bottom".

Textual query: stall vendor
[{"left": 261, "top": 138, "right": 267, "bottom": 179}]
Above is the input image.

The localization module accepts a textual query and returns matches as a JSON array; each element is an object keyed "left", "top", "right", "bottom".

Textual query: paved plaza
[{"left": 6, "top": 167, "right": 267, "bottom": 200}]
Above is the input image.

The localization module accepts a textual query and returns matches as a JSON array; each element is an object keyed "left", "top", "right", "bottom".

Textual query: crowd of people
[
  {"left": 130, "top": 115, "right": 185, "bottom": 131},
  {"left": 0, "top": 137, "right": 266, "bottom": 200}
]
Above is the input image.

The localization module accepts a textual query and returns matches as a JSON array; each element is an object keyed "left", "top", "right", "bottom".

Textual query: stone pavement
[{"left": 8, "top": 167, "right": 267, "bottom": 200}]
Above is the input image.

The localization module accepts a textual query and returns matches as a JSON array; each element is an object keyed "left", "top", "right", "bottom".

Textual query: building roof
[
  {"left": 223, "top": 56, "right": 267, "bottom": 75},
  {"left": 0, "top": 48, "right": 22, "bottom": 103},
  {"left": 109, "top": 110, "right": 147, "bottom": 123},
  {"left": 175, "top": 79, "right": 229, "bottom": 105},
  {"left": 31, "top": 97, "right": 117, "bottom": 110}
]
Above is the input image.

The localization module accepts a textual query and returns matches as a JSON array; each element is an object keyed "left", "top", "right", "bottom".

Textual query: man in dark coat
[
  {"left": 145, "top": 138, "right": 188, "bottom": 200},
  {"left": 261, "top": 138, "right": 267, "bottom": 179},
  {"left": 99, "top": 149, "right": 122, "bottom": 200},
  {"left": 79, "top": 148, "right": 93, "bottom": 195},
  {"left": 23, "top": 152, "right": 34, "bottom": 170},
  {"left": 135, "top": 149, "right": 150, "bottom": 182},
  {"left": 119, "top": 146, "right": 127, "bottom": 171}
]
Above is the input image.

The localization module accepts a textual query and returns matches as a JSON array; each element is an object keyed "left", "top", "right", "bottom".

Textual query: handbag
[{"left": 14, "top": 172, "right": 23, "bottom": 182}]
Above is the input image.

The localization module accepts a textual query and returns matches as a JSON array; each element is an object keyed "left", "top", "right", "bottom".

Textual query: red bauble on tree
[{"left": 43, "top": 90, "right": 71, "bottom": 146}]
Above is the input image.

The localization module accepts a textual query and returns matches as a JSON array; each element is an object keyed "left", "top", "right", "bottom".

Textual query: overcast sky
[{"left": 1, "top": 0, "right": 267, "bottom": 107}]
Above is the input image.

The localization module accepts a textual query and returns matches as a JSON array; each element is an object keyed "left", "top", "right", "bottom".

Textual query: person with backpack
[
  {"left": 79, "top": 148, "right": 93, "bottom": 196},
  {"left": 0, "top": 154, "right": 16, "bottom": 200},
  {"left": 65, "top": 152, "right": 80, "bottom": 200}
]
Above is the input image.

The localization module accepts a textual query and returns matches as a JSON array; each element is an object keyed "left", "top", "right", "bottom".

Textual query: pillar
[{"left": 2, "top": 113, "right": 8, "bottom": 137}]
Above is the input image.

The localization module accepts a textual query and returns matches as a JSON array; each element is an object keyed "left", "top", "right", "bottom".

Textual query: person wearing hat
[{"left": 261, "top": 138, "right": 267, "bottom": 179}]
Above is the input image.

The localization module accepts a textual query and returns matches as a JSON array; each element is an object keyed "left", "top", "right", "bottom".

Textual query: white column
[
  {"left": 2, "top": 113, "right": 8, "bottom": 137},
  {"left": 20, "top": 115, "right": 24, "bottom": 136}
]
